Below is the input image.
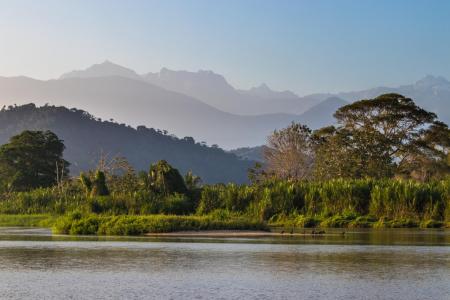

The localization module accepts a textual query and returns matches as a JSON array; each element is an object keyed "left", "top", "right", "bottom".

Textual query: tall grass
[
  {"left": 0, "top": 178, "right": 448, "bottom": 231},
  {"left": 0, "top": 214, "right": 56, "bottom": 227},
  {"left": 195, "top": 178, "right": 449, "bottom": 223}
]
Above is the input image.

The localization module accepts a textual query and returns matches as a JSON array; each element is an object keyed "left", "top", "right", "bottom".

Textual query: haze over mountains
[
  {"left": 61, "top": 61, "right": 323, "bottom": 115},
  {"left": 335, "top": 75, "right": 450, "bottom": 123},
  {"left": 1, "top": 61, "right": 449, "bottom": 150}
]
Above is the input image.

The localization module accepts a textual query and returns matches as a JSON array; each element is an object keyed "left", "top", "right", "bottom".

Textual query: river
[{"left": 0, "top": 227, "right": 448, "bottom": 299}]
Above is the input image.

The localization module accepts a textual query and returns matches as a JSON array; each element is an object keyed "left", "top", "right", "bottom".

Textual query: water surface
[{"left": 0, "top": 227, "right": 448, "bottom": 299}]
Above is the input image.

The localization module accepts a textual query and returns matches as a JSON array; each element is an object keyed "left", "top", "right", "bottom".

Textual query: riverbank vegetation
[
  {"left": 53, "top": 213, "right": 268, "bottom": 235},
  {"left": 0, "top": 94, "right": 448, "bottom": 234},
  {"left": 0, "top": 177, "right": 448, "bottom": 233},
  {"left": 0, "top": 214, "right": 56, "bottom": 227}
]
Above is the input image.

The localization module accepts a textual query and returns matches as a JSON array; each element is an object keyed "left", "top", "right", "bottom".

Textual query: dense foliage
[
  {"left": 262, "top": 94, "right": 449, "bottom": 181},
  {"left": 0, "top": 130, "right": 69, "bottom": 191},
  {"left": 53, "top": 214, "right": 268, "bottom": 235},
  {"left": 0, "top": 94, "right": 449, "bottom": 235},
  {"left": 0, "top": 175, "right": 448, "bottom": 231},
  {"left": 314, "top": 94, "right": 449, "bottom": 180},
  {"left": 148, "top": 160, "right": 187, "bottom": 195}
]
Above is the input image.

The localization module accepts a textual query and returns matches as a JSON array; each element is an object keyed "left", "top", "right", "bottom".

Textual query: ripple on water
[{"left": 0, "top": 228, "right": 448, "bottom": 299}]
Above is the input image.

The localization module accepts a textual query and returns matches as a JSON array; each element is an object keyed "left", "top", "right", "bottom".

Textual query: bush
[
  {"left": 160, "top": 193, "right": 192, "bottom": 215},
  {"left": 420, "top": 219, "right": 444, "bottom": 228},
  {"left": 319, "top": 213, "right": 358, "bottom": 228},
  {"left": 0, "top": 214, "right": 56, "bottom": 227},
  {"left": 53, "top": 214, "right": 269, "bottom": 235},
  {"left": 373, "top": 217, "right": 419, "bottom": 228},
  {"left": 197, "top": 186, "right": 223, "bottom": 214}
]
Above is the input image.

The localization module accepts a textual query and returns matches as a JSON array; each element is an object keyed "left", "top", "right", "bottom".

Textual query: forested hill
[{"left": 0, "top": 104, "right": 254, "bottom": 183}]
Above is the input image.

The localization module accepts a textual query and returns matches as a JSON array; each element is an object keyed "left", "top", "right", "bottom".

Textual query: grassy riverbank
[
  {"left": 0, "top": 214, "right": 57, "bottom": 227},
  {"left": 269, "top": 213, "right": 449, "bottom": 229},
  {"left": 0, "top": 178, "right": 448, "bottom": 235},
  {"left": 0, "top": 212, "right": 447, "bottom": 237}
]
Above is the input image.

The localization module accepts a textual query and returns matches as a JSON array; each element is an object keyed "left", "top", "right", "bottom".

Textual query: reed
[{"left": 0, "top": 178, "right": 447, "bottom": 231}]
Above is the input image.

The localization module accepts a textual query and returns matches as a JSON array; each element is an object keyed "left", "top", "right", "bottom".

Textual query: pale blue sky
[{"left": 0, "top": 0, "right": 449, "bottom": 95}]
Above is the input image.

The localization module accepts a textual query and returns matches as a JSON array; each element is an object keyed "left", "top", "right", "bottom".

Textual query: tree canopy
[
  {"left": 265, "top": 94, "right": 449, "bottom": 181},
  {"left": 148, "top": 160, "right": 187, "bottom": 195},
  {"left": 314, "top": 94, "right": 450, "bottom": 180},
  {"left": 0, "top": 130, "right": 69, "bottom": 191}
]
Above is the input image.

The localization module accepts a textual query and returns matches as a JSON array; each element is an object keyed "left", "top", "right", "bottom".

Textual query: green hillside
[{"left": 0, "top": 104, "right": 253, "bottom": 183}]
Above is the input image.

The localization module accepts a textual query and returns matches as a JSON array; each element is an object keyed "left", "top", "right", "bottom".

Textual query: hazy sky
[{"left": 1, "top": 0, "right": 449, "bottom": 95}]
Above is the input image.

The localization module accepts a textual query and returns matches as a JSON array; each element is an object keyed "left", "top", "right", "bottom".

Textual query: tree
[
  {"left": 0, "top": 130, "right": 69, "bottom": 191},
  {"left": 247, "top": 162, "right": 267, "bottom": 184},
  {"left": 96, "top": 154, "right": 138, "bottom": 194},
  {"left": 80, "top": 172, "right": 93, "bottom": 196},
  {"left": 264, "top": 122, "right": 314, "bottom": 180},
  {"left": 91, "top": 170, "right": 109, "bottom": 196},
  {"left": 184, "top": 170, "right": 202, "bottom": 190},
  {"left": 312, "top": 126, "right": 367, "bottom": 179},
  {"left": 148, "top": 160, "right": 187, "bottom": 195},
  {"left": 398, "top": 121, "right": 450, "bottom": 180},
  {"left": 79, "top": 170, "right": 110, "bottom": 197},
  {"left": 314, "top": 94, "right": 449, "bottom": 180}
]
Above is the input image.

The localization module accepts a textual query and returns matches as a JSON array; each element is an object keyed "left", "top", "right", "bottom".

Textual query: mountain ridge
[
  {"left": 0, "top": 73, "right": 345, "bottom": 148},
  {"left": 336, "top": 74, "right": 450, "bottom": 122},
  {"left": 59, "top": 61, "right": 449, "bottom": 122},
  {"left": 61, "top": 61, "right": 319, "bottom": 115},
  {"left": 60, "top": 60, "right": 142, "bottom": 80},
  {"left": 1, "top": 61, "right": 447, "bottom": 149}
]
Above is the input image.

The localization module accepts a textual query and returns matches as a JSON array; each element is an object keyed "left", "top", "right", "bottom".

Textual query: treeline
[
  {"left": 261, "top": 93, "right": 449, "bottom": 181},
  {"left": 0, "top": 93, "right": 448, "bottom": 233}
]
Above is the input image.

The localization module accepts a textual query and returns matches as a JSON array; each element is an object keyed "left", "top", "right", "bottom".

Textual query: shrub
[
  {"left": 53, "top": 214, "right": 268, "bottom": 235},
  {"left": 160, "top": 193, "right": 192, "bottom": 215},
  {"left": 197, "top": 185, "right": 223, "bottom": 214}
]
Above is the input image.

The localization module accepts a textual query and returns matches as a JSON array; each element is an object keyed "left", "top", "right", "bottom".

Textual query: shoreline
[
  {"left": 0, "top": 214, "right": 448, "bottom": 237},
  {"left": 145, "top": 230, "right": 331, "bottom": 238}
]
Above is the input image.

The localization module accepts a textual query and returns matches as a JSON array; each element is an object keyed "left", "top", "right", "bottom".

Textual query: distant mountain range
[
  {"left": 61, "top": 61, "right": 321, "bottom": 115},
  {"left": 0, "top": 104, "right": 253, "bottom": 183},
  {"left": 335, "top": 75, "right": 450, "bottom": 123},
  {"left": 1, "top": 61, "right": 448, "bottom": 149}
]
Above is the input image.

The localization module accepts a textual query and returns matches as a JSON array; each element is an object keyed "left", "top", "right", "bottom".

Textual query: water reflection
[
  {"left": 0, "top": 228, "right": 448, "bottom": 299},
  {"left": 1, "top": 227, "right": 449, "bottom": 246}
]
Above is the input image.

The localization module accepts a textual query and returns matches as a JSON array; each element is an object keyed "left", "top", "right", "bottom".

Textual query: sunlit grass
[
  {"left": 52, "top": 213, "right": 269, "bottom": 235},
  {"left": 0, "top": 214, "right": 57, "bottom": 227}
]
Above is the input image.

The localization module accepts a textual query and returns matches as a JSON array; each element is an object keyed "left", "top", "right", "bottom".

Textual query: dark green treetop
[
  {"left": 314, "top": 93, "right": 449, "bottom": 180},
  {"left": 149, "top": 160, "right": 187, "bottom": 195},
  {"left": 0, "top": 130, "right": 69, "bottom": 191}
]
